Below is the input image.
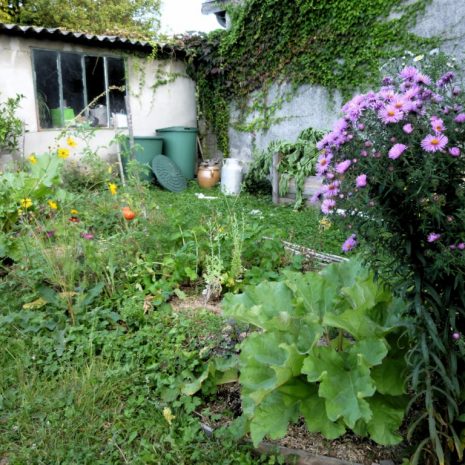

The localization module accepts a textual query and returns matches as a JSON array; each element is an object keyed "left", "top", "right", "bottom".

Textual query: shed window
[{"left": 32, "top": 49, "right": 126, "bottom": 129}]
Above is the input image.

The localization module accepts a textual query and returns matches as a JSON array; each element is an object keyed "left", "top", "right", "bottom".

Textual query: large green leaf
[
  {"left": 302, "top": 346, "right": 375, "bottom": 428},
  {"left": 283, "top": 271, "right": 337, "bottom": 321},
  {"left": 349, "top": 338, "right": 388, "bottom": 367},
  {"left": 240, "top": 332, "right": 304, "bottom": 405},
  {"left": 354, "top": 394, "right": 407, "bottom": 445},
  {"left": 300, "top": 384, "right": 346, "bottom": 439},
  {"left": 371, "top": 336, "right": 408, "bottom": 396},
  {"left": 249, "top": 379, "right": 309, "bottom": 446},
  {"left": 222, "top": 281, "right": 297, "bottom": 331},
  {"left": 323, "top": 307, "right": 385, "bottom": 341}
]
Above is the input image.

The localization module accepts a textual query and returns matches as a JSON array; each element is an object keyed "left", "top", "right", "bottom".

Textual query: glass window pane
[
  {"left": 61, "top": 52, "right": 84, "bottom": 125},
  {"left": 85, "top": 56, "right": 107, "bottom": 127},
  {"left": 107, "top": 57, "right": 127, "bottom": 115},
  {"left": 33, "top": 50, "right": 59, "bottom": 128}
]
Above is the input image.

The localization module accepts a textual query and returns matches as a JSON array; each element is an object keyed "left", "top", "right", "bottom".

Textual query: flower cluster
[{"left": 315, "top": 62, "right": 465, "bottom": 256}]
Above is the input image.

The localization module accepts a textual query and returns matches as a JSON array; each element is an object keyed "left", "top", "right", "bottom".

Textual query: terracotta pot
[{"left": 197, "top": 165, "right": 220, "bottom": 188}]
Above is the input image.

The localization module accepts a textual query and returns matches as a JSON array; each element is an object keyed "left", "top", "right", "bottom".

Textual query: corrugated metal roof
[{"left": 0, "top": 23, "right": 184, "bottom": 56}]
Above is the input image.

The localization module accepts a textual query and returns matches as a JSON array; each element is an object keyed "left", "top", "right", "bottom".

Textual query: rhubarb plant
[{"left": 222, "top": 259, "right": 409, "bottom": 446}]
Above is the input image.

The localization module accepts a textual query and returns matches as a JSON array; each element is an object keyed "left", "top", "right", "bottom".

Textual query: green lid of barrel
[
  {"left": 152, "top": 155, "right": 187, "bottom": 192},
  {"left": 156, "top": 127, "right": 197, "bottom": 180}
]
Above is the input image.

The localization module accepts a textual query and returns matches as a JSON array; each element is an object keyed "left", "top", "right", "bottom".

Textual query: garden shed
[{"left": 0, "top": 23, "right": 196, "bottom": 167}]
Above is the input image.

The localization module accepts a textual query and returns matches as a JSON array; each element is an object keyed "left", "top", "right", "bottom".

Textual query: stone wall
[{"left": 225, "top": 0, "right": 465, "bottom": 166}]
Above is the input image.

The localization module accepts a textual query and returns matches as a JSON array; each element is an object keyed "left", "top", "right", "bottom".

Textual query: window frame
[{"left": 31, "top": 47, "right": 128, "bottom": 130}]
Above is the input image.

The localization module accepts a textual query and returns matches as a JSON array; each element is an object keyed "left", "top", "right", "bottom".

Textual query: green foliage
[
  {"left": 61, "top": 124, "right": 116, "bottom": 192},
  {"left": 185, "top": 0, "right": 435, "bottom": 153},
  {"left": 222, "top": 259, "right": 409, "bottom": 446},
  {"left": 0, "top": 93, "right": 23, "bottom": 153},
  {"left": 0, "top": 151, "right": 68, "bottom": 258},
  {"left": 244, "top": 127, "right": 325, "bottom": 208},
  {"left": 1, "top": 0, "right": 161, "bottom": 39}
]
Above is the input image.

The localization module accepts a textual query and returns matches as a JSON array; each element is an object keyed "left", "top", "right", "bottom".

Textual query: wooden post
[
  {"left": 124, "top": 94, "right": 135, "bottom": 160},
  {"left": 272, "top": 152, "right": 279, "bottom": 204}
]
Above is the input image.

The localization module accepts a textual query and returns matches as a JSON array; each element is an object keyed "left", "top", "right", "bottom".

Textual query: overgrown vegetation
[
  {"left": 0, "top": 123, "right": 344, "bottom": 463},
  {"left": 185, "top": 0, "right": 435, "bottom": 153}
]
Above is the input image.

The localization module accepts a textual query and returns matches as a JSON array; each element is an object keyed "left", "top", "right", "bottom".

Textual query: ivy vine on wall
[{"left": 183, "top": 0, "right": 436, "bottom": 155}]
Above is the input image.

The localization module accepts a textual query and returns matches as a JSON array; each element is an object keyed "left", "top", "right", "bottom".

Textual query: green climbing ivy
[{"left": 184, "top": 0, "right": 436, "bottom": 155}]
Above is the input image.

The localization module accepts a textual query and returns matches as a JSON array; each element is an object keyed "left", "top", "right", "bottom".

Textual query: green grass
[
  {"left": 151, "top": 182, "right": 345, "bottom": 255},
  {"left": 0, "top": 306, "right": 277, "bottom": 465}
]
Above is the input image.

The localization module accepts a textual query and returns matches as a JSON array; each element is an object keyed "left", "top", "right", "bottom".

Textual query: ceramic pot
[{"left": 197, "top": 164, "right": 220, "bottom": 188}]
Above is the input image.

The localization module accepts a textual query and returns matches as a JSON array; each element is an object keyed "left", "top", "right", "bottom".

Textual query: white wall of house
[{"left": 0, "top": 34, "right": 196, "bottom": 166}]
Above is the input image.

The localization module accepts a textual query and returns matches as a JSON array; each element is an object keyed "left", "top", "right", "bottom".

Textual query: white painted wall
[{"left": 0, "top": 34, "right": 196, "bottom": 166}]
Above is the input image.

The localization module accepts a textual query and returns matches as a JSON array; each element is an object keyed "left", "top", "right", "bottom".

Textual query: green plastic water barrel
[
  {"left": 120, "top": 136, "right": 164, "bottom": 182},
  {"left": 156, "top": 127, "right": 198, "bottom": 180}
]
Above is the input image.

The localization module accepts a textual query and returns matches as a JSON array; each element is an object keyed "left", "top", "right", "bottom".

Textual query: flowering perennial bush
[{"left": 316, "top": 59, "right": 465, "bottom": 464}]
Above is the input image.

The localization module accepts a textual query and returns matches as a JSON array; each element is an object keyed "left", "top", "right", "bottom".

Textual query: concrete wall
[
  {"left": 227, "top": 0, "right": 465, "bottom": 165},
  {"left": 0, "top": 35, "right": 196, "bottom": 167}
]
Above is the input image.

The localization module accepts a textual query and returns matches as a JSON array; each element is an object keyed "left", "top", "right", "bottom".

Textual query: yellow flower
[
  {"left": 70, "top": 209, "right": 78, "bottom": 215},
  {"left": 28, "top": 154, "right": 37, "bottom": 164},
  {"left": 20, "top": 198, "right": 32, "bottom": 209},
  {"left": 162, "top": 407, "right": 175, "bottom": 425},
  {"left": 57, "top": 147, "right": 70, "bottom": 159},
  {"left": 108, "top": 183, "right": 118, "bottom": 195},
  {"left": 48, "top": 200, "right": 58, "bottom": 210},
  {"left": 66, "top": 137, "right": 77, "bottom": 147},
  {"left": 319, "top": 218, "right": 332, "bottom": 230}
]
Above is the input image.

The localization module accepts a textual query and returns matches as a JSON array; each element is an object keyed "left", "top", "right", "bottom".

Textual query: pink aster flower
[
  {"left": 403, "top": 86, "right": 421, "bottom": 100},
  {"left": 436, "top": 71, "right": 455, "bottom": 87},
  {"left": 427, "top": 232, "right": 441, "bottom": 243},
  {"left": 454, "top": 113, "right": 465, "bottom": 123},
  {"left": 452, "top": 332, "right": 461, "bottom": 341},
  {"left": 392, "top": 96, "right": 412, "bottom": 112},
  {"left": 415, "top": 73, "right": 431, "bottom": 86},
  {"left": 388, "top": 143, "right": 408, "bottom": 159},
  {"left": 421, "top": 134, "right": 448, "bottom": 152},
  {"left": 449, "top": 147, "right": 460, "bottom": 157},
  {"left": 403, "top": 123, "right": 414, "bottom": 134},
  {"left": 316, "top": 152, "right": 333, "bottom": 175},
  {"left": 310, "top": 188, "right": 325, "bottom": 204},
  {"left": 430, "top": 116, "right": 445, "bottom": 133},
  {"left": 324, "top": 180, "right": 340, "bottom": 198},
  {"left": 379, "top": 105, "right": 404, "bottom": 124},
  {"left": 458, "top": 243, "right": 465, "bottom": 250},
  {"left": 321, "top": 198, "right": 336, "bottom": 214},
  {"left": 335, "top": 160, "right": 351, "bottom": 174},
  {"left": 356, "top": 174, "right": 367, "bottom": 188},
  {"left": 399, "top": 66, "right": 419, "bottom": 81},
  {"left": 342, "top": 234, "right": 357, "bottom": 253}
]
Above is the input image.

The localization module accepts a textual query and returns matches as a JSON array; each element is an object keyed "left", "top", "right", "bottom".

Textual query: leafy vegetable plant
[
  {"left": 244, "top": 127, "right": 325, "bottom": 208},
  {"left": 222, "top": 259, "right": 408, "bottom": 446}
]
